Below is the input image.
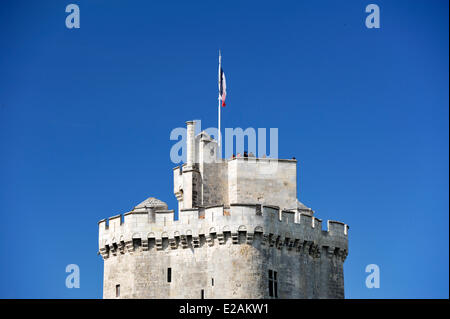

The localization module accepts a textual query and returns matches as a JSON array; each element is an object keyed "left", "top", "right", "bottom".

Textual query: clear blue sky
[{"left": 0, "top": 0, "right": 448, "bottom": 299}]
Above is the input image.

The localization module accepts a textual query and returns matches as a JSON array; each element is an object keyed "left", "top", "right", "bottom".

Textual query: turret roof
[{"left": 134, "top": 197, "right": 168, "bottom": 210}]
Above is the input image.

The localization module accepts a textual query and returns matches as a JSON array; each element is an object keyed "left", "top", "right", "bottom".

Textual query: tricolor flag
[{"left": 218, "top": 67, "right": 227, "bottom": 107}]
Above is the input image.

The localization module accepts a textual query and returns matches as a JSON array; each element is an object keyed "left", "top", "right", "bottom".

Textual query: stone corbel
[
  {"left": 110, "top": 244, "right": 118, "bottom": 256},
  {"left": 337, "top": 249, "right": 348, "bottom": 262},
  {"left": 246, "top": 232, "right": 254, "bottom": 245},
  {"left": 268, "top": 235, "right": 275, "bottom": 247},
  {"left": 310, "top": 243, "right": 321, "bottom": 258},
  {"left": 231, "top": 233, "right": 239, "bottom": 244},
  {"left": 326, "top": 246, "right": 336, "bottom": 259},
  {"left": 206, "top": 234, "right": 214, "bottom": 247},
  {"left": 276, "top": 236, "right": 283, "bottom": 250},
  {"left": 261, "top": 234, "right": 269, "bottom": 246},
  {"left": 119, "top": 241, "right": 125, "bottom": 254},
  {"left": 296, "top": 240, "right": 304, "bottom": 252},
  {"left": 155, "top": 238, "right": 163, "bottom": 250},
  {"left": 141, "top": 239, "right": 149, "bottom": 251},
  {"left": 287, "top": 239, "right": 295, "bottom": 250},
  {"left": 192, "top": 236, "right": 200, "bottom": 248},
  {"left": 303, "top": 241, "right": 312, "bottom": 256},
  {"left": 169, "top": 238, "right": 177, "bottom": 250},
  {"left": 217, "top": 233, "right": 225, "bottom": 245},
  {"left": 99, "top": 247, "right": 109, "bottom": 259},
  {"left": 125, "top": 240, "right": 133, "bottom": 253}
]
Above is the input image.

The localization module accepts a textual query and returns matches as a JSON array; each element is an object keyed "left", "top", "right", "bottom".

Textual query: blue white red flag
[{"left": 218, "top": 66, "right": 226, "bottom": 107}]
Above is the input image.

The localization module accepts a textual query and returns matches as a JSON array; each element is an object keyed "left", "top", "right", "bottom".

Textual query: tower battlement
[
  {"left": 98, "top": 203, "right": 348, "bottom": 259},
  {"left": 98, "top": 120, "right": 349, "bottom": 299}
]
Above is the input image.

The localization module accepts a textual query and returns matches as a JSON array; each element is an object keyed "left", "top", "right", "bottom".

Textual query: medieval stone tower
[{"left": 98, "top": 120, "right": 349, "bottom": 299}]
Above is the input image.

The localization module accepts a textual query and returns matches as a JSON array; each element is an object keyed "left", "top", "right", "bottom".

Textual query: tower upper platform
[
  {"left": 173, "top": 120, "right": 303, "bottom": 213},
  {"left": 98, "top": 120, "right": 348, "bottom": 264}
]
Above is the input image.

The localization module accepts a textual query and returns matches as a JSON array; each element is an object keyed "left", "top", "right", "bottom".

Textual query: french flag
[{"left": 219, "top": 67, "right": 227, "bottom": 107}]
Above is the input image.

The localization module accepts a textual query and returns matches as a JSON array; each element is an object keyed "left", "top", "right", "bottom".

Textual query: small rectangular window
[
  {"left": 268, "top": 269, "right": 278, "bottom": 298},
  {"left": 212, "top": 278, "right": 214, "bottom": 286},
  {"left": 116, "top": 284, "right": 120, "bottom": 297},
  {"left": 201, "top": 289, "right": 205, "bottom": 299},
  {"left": 167, "top": 268, "right": 172, "bottom": 283}
]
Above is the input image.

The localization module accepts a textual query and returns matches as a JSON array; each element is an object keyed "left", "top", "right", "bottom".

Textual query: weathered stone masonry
[{"left": 98, "top": 120, "right": 349, "bottom": 299}]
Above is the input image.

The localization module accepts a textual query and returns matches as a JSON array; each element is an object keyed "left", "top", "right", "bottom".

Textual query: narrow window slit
[{"left": 268, "top": 269, "right": 278, "bottom": 298}]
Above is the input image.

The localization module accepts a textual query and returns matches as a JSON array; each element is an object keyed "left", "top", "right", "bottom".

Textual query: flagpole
[
  {"left": 218, "top": 96, "right": 221, "bottom": 149},
  {"left": 218, "top": 50, "right": 222, "bottom": 152}
]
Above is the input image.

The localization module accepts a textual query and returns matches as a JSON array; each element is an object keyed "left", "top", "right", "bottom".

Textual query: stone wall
[
  {"left": 173, "top": 123, "right": 298, "bottom": 211},
  {"left": 103, "top": 243, "right": 266, "bottom": 299},
  {"left": 173, "top": 158, "right": 298, "bottom": 210},
  {"left": 99, "top": 204, "right": 348, "bottom": 299},
  {"left": 227, "top": 158, "right": 297, "bottom": 209},
  {"left": 102, "top": 230, "right": 347, "bottom": 299}
]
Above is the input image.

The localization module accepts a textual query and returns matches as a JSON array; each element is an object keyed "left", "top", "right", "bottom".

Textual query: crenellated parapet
[{"left": 98, "top": 203, "right": 348, "bottom": 261}]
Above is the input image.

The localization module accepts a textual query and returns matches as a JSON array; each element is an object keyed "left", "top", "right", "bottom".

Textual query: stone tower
[{"left": 98, "top": 120, "right": 349, "bottom": 298}]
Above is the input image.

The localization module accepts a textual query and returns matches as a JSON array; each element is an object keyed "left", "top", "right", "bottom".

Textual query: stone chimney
[
  {"left": 186, "top": 121, "right": 195, "bottom": 167},
  {"left": 179, "top": 120, "right": 200, "bottom": 209}
]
